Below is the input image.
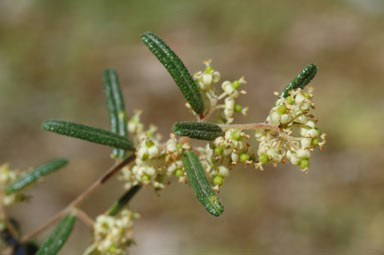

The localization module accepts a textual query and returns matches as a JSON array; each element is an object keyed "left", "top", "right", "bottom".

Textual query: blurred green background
[{"left": 1, "top": 0, "right": 384, "bottom": 254}]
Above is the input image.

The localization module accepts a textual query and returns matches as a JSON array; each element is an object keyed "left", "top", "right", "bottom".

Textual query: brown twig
[
  {"left": 76, "top": 209, "right": 94, "bottom": 230},
  {"left": 21, "top": 154, "right": 136, "bottom": 243},
  {"left": 219, "top": 123, "right": 279, "bottom": 131}
]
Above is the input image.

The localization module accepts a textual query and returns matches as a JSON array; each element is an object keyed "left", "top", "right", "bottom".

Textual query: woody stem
[{"left": 21, "top": 154, "right": 136, "bottom": 243}]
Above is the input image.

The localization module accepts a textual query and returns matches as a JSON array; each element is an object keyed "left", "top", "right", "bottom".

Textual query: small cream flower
[{"left": 94, "top": 210, "right": 139, "bottom": 255}]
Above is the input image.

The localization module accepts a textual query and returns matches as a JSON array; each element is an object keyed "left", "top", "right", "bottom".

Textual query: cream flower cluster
[
  {"left": 94, "top": 210, "right": 139, "bottom": 255},
  {"left": 0, "top": 164, "right": 23, "bottom": 207},
  {"left": 206, "top": 129, "right": 253, "bottom": 190},
  {"left": 119, "top": 62, "right": 251, "bottom": 193},
  {"left": 184, "top": 128, "right": 253, "bottom": 191},
  {"left": 214, "top": 129, "right": 252, "bottom": 164},
  {"left": 255, "top": 87, "right": 326, "bottom": 172},
  {"left": 121, "top": 110, "right": 256, "bottom": 192},
  {"left": 120, "top": 112, "right": 246, "bottom": 192},
  {"left": 120, "top": 64, "right": 325, "bottom": 194},
  {"left": 193, "top": 60, "right": 248, "bottom": 123},
  {"left": 120, "top": 111, "right": 191, "bottom": 190}
]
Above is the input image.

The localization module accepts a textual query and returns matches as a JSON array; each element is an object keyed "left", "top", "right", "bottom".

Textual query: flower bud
[
  {"left": 166, "top": 139, "right": 177, "bottom": 152},
  {"left": 222, "top": 81, "right": 234, "bottom": 94},
  {"left": 137, "top": 147, "right": 147, "bottom": 159},
  {"left": 296, "top": 115, "right": 308, "bottom": 123},
  {"left": 295, "top": 93, "right": 305, "bottom": 104},
  {"left": 231, "top": 130, "right": 242, "bottom": 141},
  {"left": 215, "top": 136, "right": 225, "bottom": 146},
  {"left": 145, "top": 167, "right": 156, "bottom": 176},
  {"left": 232, "top": 80, "right": 241, "bottom": 89},
  {"left": 301, "top": 138, "right": 312, "bottom": 148},
  {"left": 240, "top": 153, "right": 250, "bottom": 163},
  {"left": 197, "top": 80, "right": 206, "bottom": 90},
  {"left": 218, "top": 166, "right": 229, "bottom": 177},
  {"left": 175, "top": 168, "right": 184, "bottom": 177},
  {"left": 280, "top": 114, "right": 291, "bottom": 124},
  {"left": 225, "top": 97, "right": 235, "bottom": 109},
  {"left": 214, "top": 145, "right": 224, "bottom": 155},
  {"left": 231, "top": 152, "right": 239, "bottom": 162},
  {"left": 299, "top": 158, "right": 310, "bottom": 170},
  {"left": 301, "top": 103, "right": 310, "bottom": 111},
  {"left": 300, "top": 128, "right": 308, "bottom": 137},
  {"left": 270, "top": 112, "right": 281, "bottom": 125},
  {"left": 212, "top": 71, "right": 221, "bottom": 83},
  {"left": 148, "top": 146, "right": 159, "bottom": 157},
  {"left": 234, "top": 104, "right": 242, "bottom": 112},
  {"left": 306, "top": 120, "right": 316, "bottom": 128},
  {"left": 277, "top": 105, "right": 287, "bottom": 115},
  {"left": 290, "top": 155, "right": 300, "bottom": 165},
  {"left": 286, "top": 96, "right": 294, "bottom": 105},
  {"left": 258, "top": 153, "right": 269, "bottom": 164},
  {"left": 202, "top": 73, "right": 212, "bottom": 86},
  {"left": 296, "top": 149, "right": 310, "bottom": 159},
  {"left": 213, "top": 175, "right": 224, "bottom": 186},
  {"left": 306, "top": 129, "right": 319, "bottom": 138}
]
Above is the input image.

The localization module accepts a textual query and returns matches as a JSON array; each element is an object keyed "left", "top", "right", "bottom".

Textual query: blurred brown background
[{"left": 1, "top": 0, "right": 384, "bottom": 254}]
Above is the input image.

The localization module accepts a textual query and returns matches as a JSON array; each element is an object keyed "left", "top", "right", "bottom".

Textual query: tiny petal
[
  {"left": 295, "top": 94, "right": 305, "bottom": 104},
  {"left": 301, "top": 138, "right": 312, "bottom": 148},
  {"left": 202, "top": 73, "right": 212, "bottom": 86},
  {"left": 306, "top": 129, "right": 319, "bottom": 138},
  {"left": 296, "top": 148, "right": 310, "bottom": 159},
  {"left": 212, "top": 71, "right": 221, "bottom": 82},
  {"left": 218, "top": 166, "right": 229, "bottom": 177},
  {"left": 280, "top": 114, "right": 291, "bottom": 124}
]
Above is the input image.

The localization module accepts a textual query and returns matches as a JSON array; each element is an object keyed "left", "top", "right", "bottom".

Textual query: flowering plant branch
[{"left": 0, "top": 32, "right": 326, "bottom": 255}]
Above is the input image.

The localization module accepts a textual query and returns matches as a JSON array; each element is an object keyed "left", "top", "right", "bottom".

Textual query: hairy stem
[
  {"left": 21, "top": 154, "right": 136, "bottom": 243},
  {"left": 76, "top": 209, "right": 94, "bottom": 231},
  {"left": 219, "top": 123, "right": 279, "bottom": 131}
]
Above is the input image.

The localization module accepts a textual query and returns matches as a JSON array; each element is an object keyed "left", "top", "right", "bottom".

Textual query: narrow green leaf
[
  {"left": 173, "top": 122, "right": 222, "bottom": 141},
  {"left": 141, "top": 32, "right": 204, "bottom": 115},
  {"left": 107, "top": 185, "right": 141, "bottom": 216},
  {"left": 104, "top": 69, "right": 129, "bottom": 158},
  {"left": 5, "top": 159, "right": 68, "bottom": 195},
  {"left": 182, "top": 151, "right": 224, "bottom": 216},
  {"left": 36, "top": 212, "right": 77, "bottom": 255},
  {"left": 281, "top": 64, "right": 318, "bottom": 98},
  {"left": 42, "top": 120, "right": 134, "bottom": 151}
]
